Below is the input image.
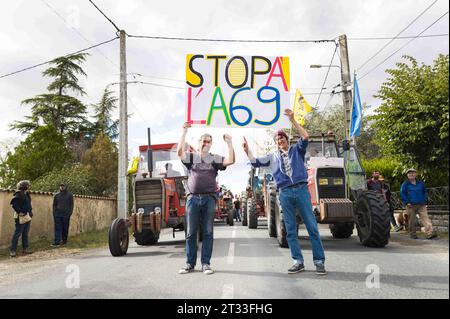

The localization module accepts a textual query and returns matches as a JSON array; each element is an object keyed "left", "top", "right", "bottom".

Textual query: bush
[{"left": 32, "top": 164, "right": 95, "bottom": 195}]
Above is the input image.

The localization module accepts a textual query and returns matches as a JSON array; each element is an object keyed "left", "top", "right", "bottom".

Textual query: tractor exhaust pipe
[{"left": 147, "top": 127, "right": 153, "bottom": 177}]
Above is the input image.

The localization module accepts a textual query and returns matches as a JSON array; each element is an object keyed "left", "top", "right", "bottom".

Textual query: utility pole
[
  {"left": 118, "top": 30, "right": 128, "bottom": 219},
  {"left": 338, "top": 34, "right": 352, "bottom": 141}
]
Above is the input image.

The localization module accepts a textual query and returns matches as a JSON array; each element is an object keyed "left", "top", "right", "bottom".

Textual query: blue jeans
[
  {"left": 185, "top": 194, "right": 216, "bottom": 267},
  {"left": 54, "top": 215, "right": 71, "bottom": 245},
  {"left": 10, "top": 219, "right": 31, "bottom": 252},
  {"left": 234, "top": 209, "right": 241, "bottom": 221},
  {"left": 279, "top": 183, "right": 325, "bottom": 266}
]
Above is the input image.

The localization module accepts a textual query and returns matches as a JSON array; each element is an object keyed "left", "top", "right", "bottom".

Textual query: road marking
[
  {"left": 227, "top": 242, "right": 235, "bottom": 264},
  {"left": 221, "top": 284, "right": 234, "bottom": 299},
  {"left": 231, "top": 230, "right": 236, "bottom": 238}
]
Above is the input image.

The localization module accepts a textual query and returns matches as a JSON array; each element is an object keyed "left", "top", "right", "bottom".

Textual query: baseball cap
[
  {"left": 274, "top": 130, "right": 289, "bottom": 141},
  {"left": 405, "top": 168, "right": 416, "bottom": 174}
]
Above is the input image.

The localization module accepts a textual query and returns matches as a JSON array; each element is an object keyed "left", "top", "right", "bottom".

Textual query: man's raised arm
[{"left": 177, "top": 122, "right": 191, "bottom": 161}]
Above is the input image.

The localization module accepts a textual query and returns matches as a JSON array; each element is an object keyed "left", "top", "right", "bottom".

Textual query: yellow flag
[{"left": 293, "top": 89, "right": 312, "bottom": 126}]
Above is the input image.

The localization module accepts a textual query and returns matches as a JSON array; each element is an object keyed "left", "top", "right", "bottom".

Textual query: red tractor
[
  {"left": 215, "top": 191, "right": 235, "bottom": 226},
  {"left": 109, "top": 141, "right": 191, "bottom": 256}
]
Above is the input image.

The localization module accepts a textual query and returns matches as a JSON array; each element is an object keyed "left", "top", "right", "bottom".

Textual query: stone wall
[{"left": 0, "top": 189, "right": 117, "bottom": 247}]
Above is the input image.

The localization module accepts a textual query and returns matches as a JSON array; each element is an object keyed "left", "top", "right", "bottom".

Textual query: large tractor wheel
[
  {"left": 241, "top": 195, "right": 248, "bottom": 226},
  {"left": 267, "top": 191, "right": 277, "bottom": 238},
  {"left": 227, "top": 210, "right": 234, "bottom": 226},
  {"left": 134, "top": 229, "right": 159, "bottom": 245},
  {"left": 329, "top": 222, "right": 354, "bottom": 239},
  {"left": 355, "top": 190, "right": 390, "bottom": 247},
  {"left": 109, "top": 218, "right": 129, "bottom": 256},
  {"left": 275, "top": 209, "right": 288, "bottom": 248},
  {"left": 247, "top": 197, "right": 258, "bottom": 229}
]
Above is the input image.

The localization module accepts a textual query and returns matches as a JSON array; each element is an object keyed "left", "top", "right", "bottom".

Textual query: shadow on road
[{"left": 216, "top": 269, "right": 449, "bottom": 292}]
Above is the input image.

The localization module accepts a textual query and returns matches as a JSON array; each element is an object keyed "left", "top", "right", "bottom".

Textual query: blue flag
[{"left": 350, "top": 74, "right": 362, "bottom": 138}]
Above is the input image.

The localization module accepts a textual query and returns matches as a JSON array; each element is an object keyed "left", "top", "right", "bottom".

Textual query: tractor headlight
[{"left": 154, "top": 207, "right": 162, "bottom": 214}]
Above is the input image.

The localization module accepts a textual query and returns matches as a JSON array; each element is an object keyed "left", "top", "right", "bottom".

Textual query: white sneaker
[
  {"left": 202, "top": 264, "right": 214, "bottom": 275},
  {"left": 179, "top": 264, "right": 194, "bottom": 274}
]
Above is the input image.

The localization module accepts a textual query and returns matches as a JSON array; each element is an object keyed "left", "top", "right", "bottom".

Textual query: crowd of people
[{"left": 8, "top": 109, "right": 440, "bottom": 275}]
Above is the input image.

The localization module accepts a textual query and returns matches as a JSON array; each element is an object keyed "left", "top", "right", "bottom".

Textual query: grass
[{"left": 0, "top": 228, "right": 110, "bottom": 260}]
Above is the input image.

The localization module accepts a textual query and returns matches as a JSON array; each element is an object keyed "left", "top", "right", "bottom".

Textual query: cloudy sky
[{"left": 0, "top": 0, "right": 448, "bottom": 193}]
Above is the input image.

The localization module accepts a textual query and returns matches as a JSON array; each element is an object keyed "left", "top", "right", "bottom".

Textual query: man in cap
[
  {"left": 242, "top": 108, "right": 326, "bottom": 275},
  {"left": 52, "top": 182, "right": 74, "bottom": 247},
  {"left": 400, "top": 169, "right": 437, "bottom": 239}
]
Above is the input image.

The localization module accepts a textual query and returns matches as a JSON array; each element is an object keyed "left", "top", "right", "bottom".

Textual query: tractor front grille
[
  {"left": 135, "top": 179, "right": 163, "bottom": 214},
  {"left": 316, "top": 167, "right": 346, "bottom": 199}
]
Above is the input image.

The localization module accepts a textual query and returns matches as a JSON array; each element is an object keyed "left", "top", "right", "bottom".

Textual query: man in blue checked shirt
[{"left": 242, "top": 108, "right": 326, "bottom": 275}]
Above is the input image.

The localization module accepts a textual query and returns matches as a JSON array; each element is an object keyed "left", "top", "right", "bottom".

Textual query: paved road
[{"left": 0, "top": 221, "right": 448, "bottom": 299}]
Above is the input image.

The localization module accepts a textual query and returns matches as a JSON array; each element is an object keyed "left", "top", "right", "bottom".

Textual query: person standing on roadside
[
  {"left": 9, "top": 180, "right": 33, "bottom": 257},
  {"left": 52, "top": 182, "right": 74, "bottom": 247},
  {"left": 400, "top": 169, "right": 437, "bottom": 240}
]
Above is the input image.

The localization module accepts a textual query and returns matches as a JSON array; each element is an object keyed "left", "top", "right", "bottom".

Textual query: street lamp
[{"left": 310, "top": 64, "right": 341, "bottom": 69}]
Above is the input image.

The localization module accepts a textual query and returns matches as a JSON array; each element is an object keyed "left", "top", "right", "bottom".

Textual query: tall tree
[
  {"left": 0, "top": 126, "right": 71, "bottom": 188},
  {"left": 81, "top": 133, "right": 118, "bottom": 196},
  {"left": 11, "top": 53, "right": 89, "bottom": 136},
  {"left": 372, "top": 54, "right": 449, "bottom": 183},
  {"left": 90, "top": 87, "right": 119, "bottom": 141}
]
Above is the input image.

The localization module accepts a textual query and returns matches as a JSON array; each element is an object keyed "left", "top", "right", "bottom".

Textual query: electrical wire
[
  {"left": 359, "top": 10, "right": 449, "bottom": 81},
  {"left": 88, "top": 0, "right": 121, "bottom": 32},
  {"left": 41, "top": 0, "right": 118, "bottom": 70},
  {"left": 348, "top": 33, "right": 448, "bottom": 40},
  {"left": 357, "top": 0, "right": 439, "bottom": 71},
  {"left": 0, "top": 37, "right": 119, "bottom": 79},
  {"left": 314, "top": 42, "right": 339, "bottom": 108},
  {"left": 127, "top": 34, "right": 335, "bottom": 43}
]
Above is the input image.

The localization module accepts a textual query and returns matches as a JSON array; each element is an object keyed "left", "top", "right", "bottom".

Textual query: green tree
[
  {"left": 11, "top": 53, "right": 89, "bottom": 136},
  {"left": 0, "top": 126, "right": 71, "bottom": 188},
  {"left": 304, "top": 103, "right": 379, "bottom": 159},
  {"left": 372, "top": 54, "right": 449, "bottom": 185},
  {"left": 81, "top": 133, "right": 118, "bottom": 196},
  {"left": 89, "top": 87, "right": 119, "bottom": 141}
]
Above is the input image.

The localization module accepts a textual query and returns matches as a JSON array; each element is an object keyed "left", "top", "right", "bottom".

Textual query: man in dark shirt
[
  {"left": 177, "top": 122, "right": 235, "bottom": 275},
  {"left": 52, "top": 183, "right": 74, "bottom": 247},
  {"left": 367, "top": 170, "right": 383, "bottom": 193}
]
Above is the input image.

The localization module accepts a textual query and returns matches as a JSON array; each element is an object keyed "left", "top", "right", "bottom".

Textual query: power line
[
  {"left": 0, "top": 37, "right": 119, "bottom": 79},
  {"left": 314, "top": 42, "right": 339, "bottom": 108},
  {"left": 41, "top": 0, "right": 118, "bottom": 70},
  {"left": 88, "top": 0, "right": 121, "bottom": 32},
  {"left": 357, "top": 0, "right": 439, "bottom": 71},
  {"left": 348, "top": 33, "right": 449, "bottom": 40},
  {"left": 127, "top": 34, "right": 335, "bottom": 43},
  {"left": 359, "top": 10, "right": 449, "bottom": 81}
]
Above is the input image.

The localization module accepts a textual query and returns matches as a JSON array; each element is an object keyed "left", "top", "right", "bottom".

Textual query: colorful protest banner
[{"left": 185, "top": 54, "right": 291, "bottom": 128}]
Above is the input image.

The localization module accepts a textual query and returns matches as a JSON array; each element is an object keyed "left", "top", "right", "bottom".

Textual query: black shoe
[
  {"left": 427, "top": 233, "right": 438, "bottom": 240},
  {"left": 51, "top": 243, "right": 61, "bottom": 248},
  {"left": 410, "top": 234, "right": 418, "bottom": 239},
  {"left": 316, "top": 264, "right": 327, "bottom": 275},
  {"left": 288, "top": 263, "right": 305, "bottom": 274}
]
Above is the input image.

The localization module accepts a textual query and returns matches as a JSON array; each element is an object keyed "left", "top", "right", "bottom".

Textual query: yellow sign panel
[
  {"left": 334, "top": 178, "right": 344, "bottom": 185},
  {"left": 319, "top": 178, "right": 328, "bottom": 185}
]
